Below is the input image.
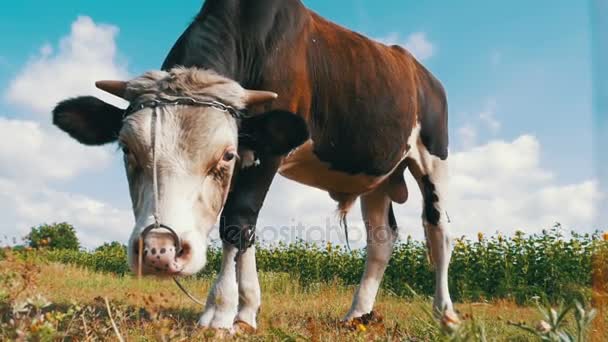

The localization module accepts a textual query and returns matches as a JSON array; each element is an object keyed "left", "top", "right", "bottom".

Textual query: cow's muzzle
[{"left": 135, "top": 223, "right": 191, "bottom": 275}]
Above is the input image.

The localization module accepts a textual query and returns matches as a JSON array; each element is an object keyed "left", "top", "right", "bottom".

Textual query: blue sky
[{"left": 0, "top": 1, "right": 603, "bottom": 247}]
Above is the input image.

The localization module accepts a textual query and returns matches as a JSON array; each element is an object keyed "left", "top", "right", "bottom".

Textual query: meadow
[{"left": 1, "top": 227, "right": 607, "bottom": 340}]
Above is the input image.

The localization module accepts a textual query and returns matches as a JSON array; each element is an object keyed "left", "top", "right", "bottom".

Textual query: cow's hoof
[
  {"left": 197, "top": 308, "right": 238, "bottom": 332},
  {"left": 440, "top": 310, "right": 461, "bottom": 333},
  {"left": 200, "top": 327, "right": 233, "bottom": 339},
  {"left": 341, "top": 311, "right": 384, "bottom": 330},
  {"left": 233, "top": 320, "right": 256, "bottom": 335}
]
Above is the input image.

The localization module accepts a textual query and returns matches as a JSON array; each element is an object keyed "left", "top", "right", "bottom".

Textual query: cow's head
[{"left": 52, "top": 67, "right": 308, "bottom": 276}]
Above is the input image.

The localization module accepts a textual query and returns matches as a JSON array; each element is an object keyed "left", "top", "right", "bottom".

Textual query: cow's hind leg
[
  {"left": 408, "top": 151, "right": 456, "bottom": 318},
  {"left": 343, "top": 187, "right": 397, "bottom": 322}
]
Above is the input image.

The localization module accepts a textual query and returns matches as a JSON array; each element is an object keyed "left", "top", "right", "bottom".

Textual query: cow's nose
[
  {"left": 143, "top": 231, "right": 181, "bottom": 273},
  {"left": 135, "top": 228, "right": 191, "bottom": 275}
]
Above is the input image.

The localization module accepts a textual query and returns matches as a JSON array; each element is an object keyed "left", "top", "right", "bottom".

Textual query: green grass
[
  {"left": 3, "top": 227, "right": 607, "bottom": 340},
  {"left": 39, "top": 227, "right": 606, "bottom": 304},
  {"left": 1, "top": 246, "right": 606, "bottom": 340}
]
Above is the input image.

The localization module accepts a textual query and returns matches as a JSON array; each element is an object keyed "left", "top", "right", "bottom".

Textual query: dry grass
[{"left": 1, "top": 255, "right": 606, "bottom": 341}]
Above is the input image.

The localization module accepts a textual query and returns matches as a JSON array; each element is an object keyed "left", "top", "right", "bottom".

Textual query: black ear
[
  {"left": 52, "top": 96, "right": 125, "bottom": 145},
  {"left": 240, "top": 110, "right": 309, "bottom": 155}
]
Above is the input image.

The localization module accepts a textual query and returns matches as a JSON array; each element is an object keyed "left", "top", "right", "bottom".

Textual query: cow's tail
[
  {"left": 339, "top": 213, "right": 350, "bottom": 251},
  {"left": 331, "top": 193, "right": 357, "bottom": 251}
]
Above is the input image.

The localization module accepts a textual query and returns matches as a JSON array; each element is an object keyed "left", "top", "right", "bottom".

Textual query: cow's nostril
[
  {"left": 160, "top": 248, "right": 166, "bottom": 254},
  {"left": 177, "top": 242, "right": 188, "bottom": 257},
  {"left": 176, "top": 242, "right": 191, "bottom": 260},
  {"left": 151, "top": 248, "right": 157, "bottom": 255}
]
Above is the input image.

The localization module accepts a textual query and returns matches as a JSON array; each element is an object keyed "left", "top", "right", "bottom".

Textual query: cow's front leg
[
  {"left": 343, "top": 188, "right": 397, "bottom": 321},
  {"left": 234, "top": 244, "right": 261, "bottom": 329},
  {"left": 198, "top": 242, "right": 239, "bottom": 330},
  {"left": 197, "top": 242, "right": 261, "bottom": 332},
  {"left": 198, "top": 155, "right": 280, "bottom": 331}
]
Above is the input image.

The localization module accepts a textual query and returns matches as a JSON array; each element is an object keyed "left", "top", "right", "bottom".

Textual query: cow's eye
[
  {"left": 223, "top": 150, "right": 236, "bottom": 162},
  {"left": 120, "top": 144, "right": 138, "bottom": 169}
]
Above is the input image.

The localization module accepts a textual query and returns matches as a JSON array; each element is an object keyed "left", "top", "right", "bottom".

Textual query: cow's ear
[
  {"left": 240, "top": 110, "right": 309, "bottom": 155},
  {"left": 53, "top": 96, "right": 125, "bottom": 145}
]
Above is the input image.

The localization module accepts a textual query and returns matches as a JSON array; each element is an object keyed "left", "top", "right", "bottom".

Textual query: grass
[
  {"left": 1, "top": 253, "right": 606, "bottom": 341},
  {"left": 40, "top": 227, "right": 607, "bottom": 306}
]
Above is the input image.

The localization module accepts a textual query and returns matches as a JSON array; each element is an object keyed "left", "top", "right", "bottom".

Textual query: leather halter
[{"left": 124, "top": 97, "right": 245, "bottom": 119}]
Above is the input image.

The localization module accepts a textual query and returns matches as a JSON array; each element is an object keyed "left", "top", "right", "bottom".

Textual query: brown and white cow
[{"left": 52, "top": 0, "right": 457, "bottom": 332}]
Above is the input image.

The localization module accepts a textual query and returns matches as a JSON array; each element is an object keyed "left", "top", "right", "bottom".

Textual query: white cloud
[
  {"left": 404, "top": 32, "right": 435, "bottom": 61},
  {"left": 5, "top": 16, "right": 128, "bottom": 114},
  {"left": 445, "top": 135, "right": 599, "bottom": 235},
  {"left": 375, "top": 32, "right": 435, "bottom": 61},
  {"left": 5, "top": 133, "right": 588, "bottom": 248},
  {"left": 0, "top": 117, "right": 112, "bottom": 181},
  {"left": 478, "top": 99, "right": 501, "bottom": 132},
  {"left": 0, "top": 16, "right": 597, "bottom": 249},
  {"left": 0, "top": 16, "right": 130, "bottom": 249},
  {"left": 258, "top": 135, "right": 599, "bottom": 245},
  {"left": 456, "top": 99, "right": 501, "bottom": 150},
  {"left": 458, "top": 124, "right": 477, "bottom": 149},
  {"left": 0, "top": 177, "right": 132, "bottom": 248},
  {"left": 257, "top": 177, "right": 367, "bottom": 246}
]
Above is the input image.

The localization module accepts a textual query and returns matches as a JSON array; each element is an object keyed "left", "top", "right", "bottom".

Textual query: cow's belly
[{"left": 278, "top": 140, "right": 389, "bottom": 195}]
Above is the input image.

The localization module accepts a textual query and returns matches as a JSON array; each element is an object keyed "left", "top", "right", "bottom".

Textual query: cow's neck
[{"left": 162, "top": 0, "right": 307, "bottom": 89}]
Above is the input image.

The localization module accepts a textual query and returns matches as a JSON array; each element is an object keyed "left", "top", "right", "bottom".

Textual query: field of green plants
[
  {"left": 38, "top": 226, "right": 608, "bottom": 305},
  {"left": 1, "top": 224, "right": 607, "bottom": 340}
]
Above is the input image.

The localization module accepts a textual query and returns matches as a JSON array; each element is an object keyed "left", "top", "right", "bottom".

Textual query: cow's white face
[
  {"left": 52, "top": 67, "right": 309, "bottom": 277},
  {"left": 121, "top": 105, "right": 238, "bottom": 275}
]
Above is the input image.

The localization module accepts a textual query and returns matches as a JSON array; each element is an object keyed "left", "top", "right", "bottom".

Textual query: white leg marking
[
  {"left": 409, "top": 145, "right": 455, "bottom": 315},
  {"left": 343, "top": 188, "right": 396, "bottom": 321},
  {"left": 198, "top": 242, "right": 239, "bottom": 330},
  {"left": 425, "top": 159, "right": 454, "bottom": 314},
  {"left": 235, "top": 245, "right": 261, "bottom": 329}
]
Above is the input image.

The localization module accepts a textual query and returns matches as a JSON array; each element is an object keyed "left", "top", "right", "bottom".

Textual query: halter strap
[
  {"left": 124, "top": 97, "right": 246, "bottom": 119},
  {"left": 135, "top": 100, "right": 229, "bottom": 306},
  {"left": 138, "top": 105, "right": 171, "bottom": 277}
]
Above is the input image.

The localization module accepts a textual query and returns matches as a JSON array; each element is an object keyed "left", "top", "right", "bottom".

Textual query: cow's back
[
  {"left": 162, "top": 2, "right": 446, "bottom": 178},
  {"left": 300, "top": 12, "right": 428, "bottom": 176}
]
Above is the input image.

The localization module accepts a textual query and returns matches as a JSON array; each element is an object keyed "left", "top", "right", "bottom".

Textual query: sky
[{"left": 0, "top": 0, "right": 604, "bottom": 248}]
